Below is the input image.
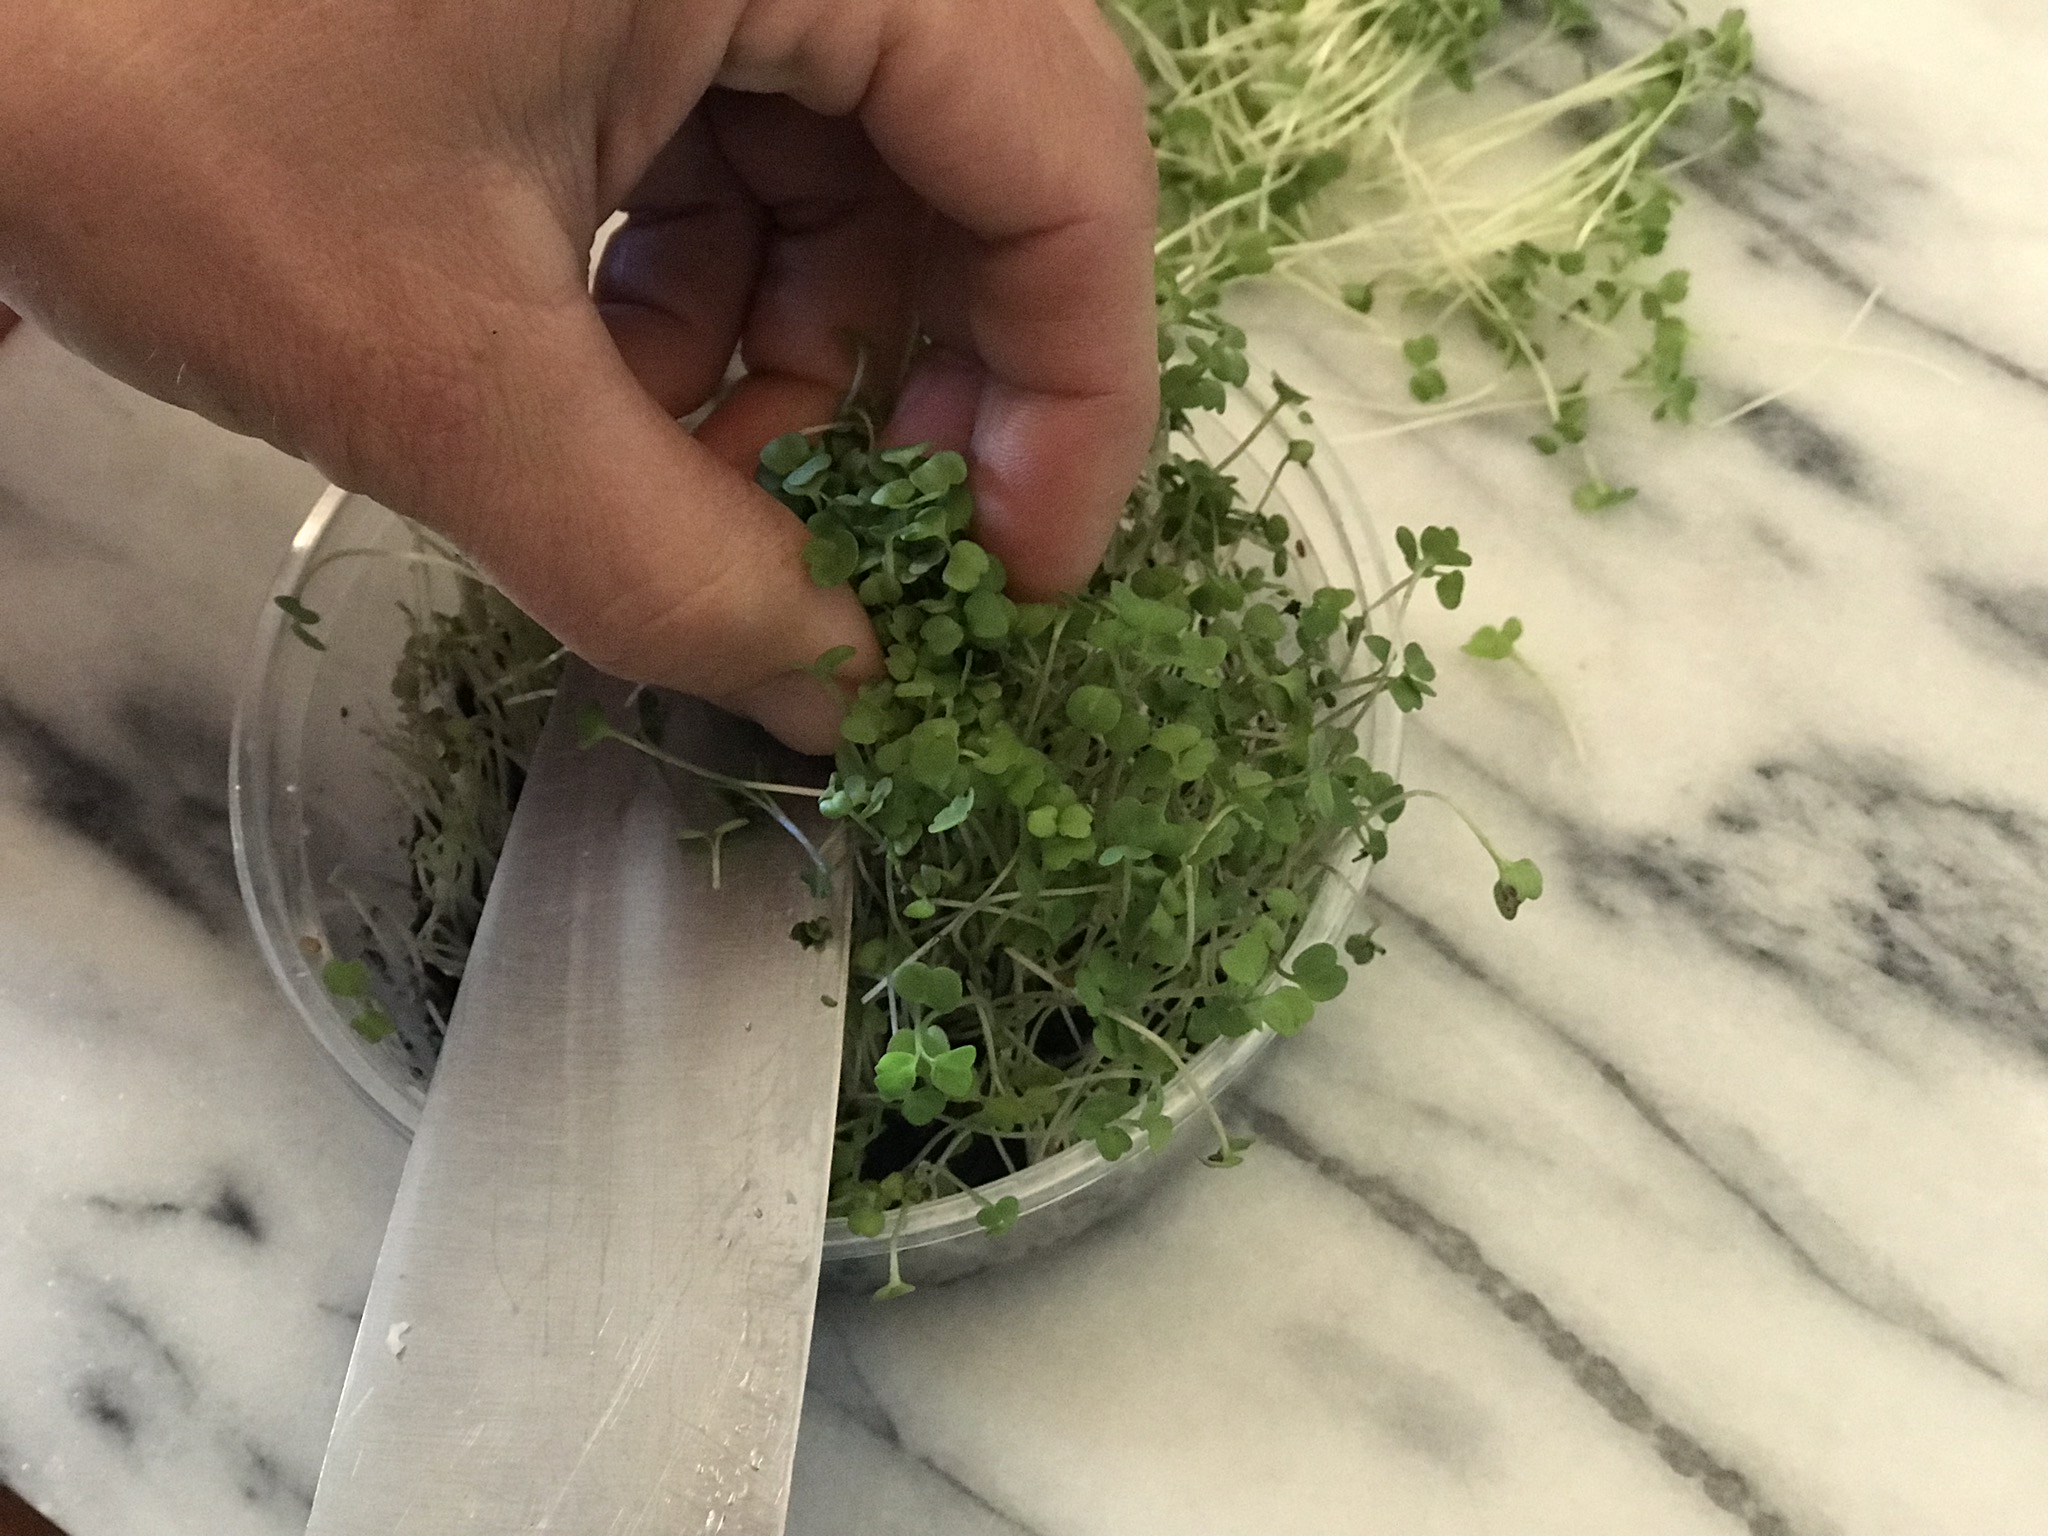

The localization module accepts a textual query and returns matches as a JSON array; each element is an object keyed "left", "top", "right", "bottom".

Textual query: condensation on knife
[{"left": 306, "top": 662, "right": 850, "bottom": 1535}]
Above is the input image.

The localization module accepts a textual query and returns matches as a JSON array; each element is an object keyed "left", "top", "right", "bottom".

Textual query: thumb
[{"left": 337, "top": 300, "right": 879, "bottom": 755}]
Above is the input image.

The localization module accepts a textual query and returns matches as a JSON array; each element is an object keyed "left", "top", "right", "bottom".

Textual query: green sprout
[
  {"left": 321, "top": 957, "right": 395, "bottom": 1043},
  {"left": 677, "top": 814, "right": 751, "bottom": 890},
  {"left": 1463, "top": 615, "right": 1524, "bottom": 661},
  {"left": 1464, "top": 615, "right": 1584, "bottom": 758},
  {"left": 275, "top": 594, "right": 327, "bottom": 652}
]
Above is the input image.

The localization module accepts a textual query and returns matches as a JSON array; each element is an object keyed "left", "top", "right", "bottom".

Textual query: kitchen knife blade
[{"left": 306, "top": 660, "right": 849, "bottom": 1535}]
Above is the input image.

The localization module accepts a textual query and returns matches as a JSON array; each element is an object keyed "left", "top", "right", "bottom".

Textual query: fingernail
[{"left": 735, "top": 671, "right": 846, "bottom": 757}]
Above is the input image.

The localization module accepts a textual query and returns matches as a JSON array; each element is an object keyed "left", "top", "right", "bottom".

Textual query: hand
[{"left": 0, "top": 0, "right": 1158, "bottom": 751}]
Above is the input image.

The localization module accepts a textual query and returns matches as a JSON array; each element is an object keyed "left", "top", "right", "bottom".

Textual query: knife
[{"left": 306, "top": 659, "right": 850, "bottom": 1535}]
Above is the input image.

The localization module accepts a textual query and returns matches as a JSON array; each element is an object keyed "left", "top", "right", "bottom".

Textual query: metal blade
[{"left": 307, "top": 661, "right": 849, "bottom": 1535}]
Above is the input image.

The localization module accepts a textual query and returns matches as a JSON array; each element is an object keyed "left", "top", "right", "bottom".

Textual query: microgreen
[
  {"left": 1391, "top": 525, "right": 1471, "bottom": 612},
  {"left": 976, "top": 1194, "right": 1023, "bottom": 1237},
  {"left": 320, "top": 957, "right": 396, "bottom": 1042},
  {"left": 322, "top": 958, "right": 370, "bottom": 997},
  {"left": 275, "top": 594, "right": 327, "bottom": 652},
  {"left": 1572, "top": 479, "right": 1640, "bottom": 513},
  {"left": 677, "top": 815, "right": 751, "bottom": 890},
  {"left": 1463, "top": 616, "right": 1524, "bottom": 661},
  {"left": 806, "top": 644, "right": 858, "bottom": 684},
  {"left": 1344, "top": 929, "right": 1385, "bottom": 967},
  {"left": 1494, "top": 857, "right": 1545, "bottom": 919},
  {"left": 1461, "top": 613, "right": 1583, "bottom": 757}
]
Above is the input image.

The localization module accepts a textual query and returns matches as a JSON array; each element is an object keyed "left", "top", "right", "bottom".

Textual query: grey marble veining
[{"left": 6, "top": 2, "right": 2048, "bottom": 1531}]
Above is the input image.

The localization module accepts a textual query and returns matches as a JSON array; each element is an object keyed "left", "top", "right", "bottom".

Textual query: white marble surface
[{"left": 6, "top": 1, "right": 2048, "bottom": 1530}]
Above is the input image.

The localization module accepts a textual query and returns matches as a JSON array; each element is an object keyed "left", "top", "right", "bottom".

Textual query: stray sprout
[
  {"left": 677, "top": 815, "right": 751, "bottom": 891},
  {"left": 1462, "top": 615, "right": 1525, "bottom": 661},
  {"left": 1465, "top": 615, "right": 1584, "bottom": 759},
  {"left": 321, "top": 957, "right": 395, "bottom": 1043},
  {"left": 1402, "top": 787, "right": 1546, "bottom": 921},
  {"left": 275, "top": 594, "right": 326, "bottom": 652}
]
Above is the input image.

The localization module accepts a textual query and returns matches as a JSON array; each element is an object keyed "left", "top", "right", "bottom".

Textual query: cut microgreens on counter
[{"left": 1128, "top": 0, "right": 1760, "bottom": 505}]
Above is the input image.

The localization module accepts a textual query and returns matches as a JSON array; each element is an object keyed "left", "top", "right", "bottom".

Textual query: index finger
[{"left": 722, "top": 0, "right": 1160, "bottom": 596}]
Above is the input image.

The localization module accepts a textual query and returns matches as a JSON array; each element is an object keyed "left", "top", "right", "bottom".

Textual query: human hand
[{"left": 0, "top": 0, "right": 1157, "bottom": 750}]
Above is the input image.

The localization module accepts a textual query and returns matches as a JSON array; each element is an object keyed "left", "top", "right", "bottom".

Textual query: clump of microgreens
[
  {"left": 678, "top": 300, "right": 1542, "bottom": 1281},
  {"left": 295, "top": 324, "right": 1538, "bottom": 1303},
  {"left": 1126, "top": 0, "right": 1760, "bottom": 507}
]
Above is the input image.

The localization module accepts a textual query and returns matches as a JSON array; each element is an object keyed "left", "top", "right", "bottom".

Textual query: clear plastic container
[{"left": 231, "top": 386, "right": 1400, "bottom": 1289}]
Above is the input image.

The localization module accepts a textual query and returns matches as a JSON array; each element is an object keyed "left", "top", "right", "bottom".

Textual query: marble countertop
[{"left": 6, "top": 1, "right": 2048, "bottom": 1530}]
